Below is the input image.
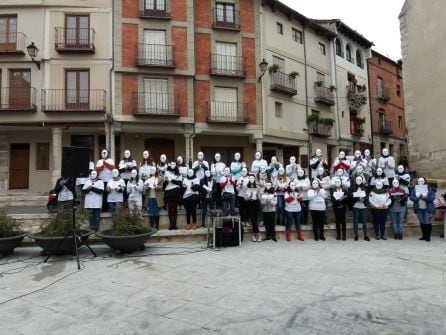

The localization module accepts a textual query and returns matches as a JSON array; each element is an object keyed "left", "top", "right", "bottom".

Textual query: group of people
[{"left": 51, "top": 147, "right": 442, "bottom": 244}]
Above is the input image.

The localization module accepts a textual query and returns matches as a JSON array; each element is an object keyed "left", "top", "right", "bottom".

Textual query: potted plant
[
  {"left": 29, "top": 208, "right": 94, "bottom": 256},
  {"left": 306, "top": 114, "right": 320, "bottom": 125},
  {"left": 314, "top": 81, "right": 324, "bottom": 87},
  {"left": 96, "top": 207, "right": 156, "bottom": 253},
  {"left": 0, "top": 210, "right": 27, "bottom": 256},
  {"left": 320, "top": 117, "right": 335, "bottom": 127},
  {"left": 268, "top": 64, "right": 280, "bottom": 73},
  {"left": 289, "top": 71, "right": 299, "bottom": 78},
  {"left": 329, "top": 85, "right": 336, "bottom": 92}
]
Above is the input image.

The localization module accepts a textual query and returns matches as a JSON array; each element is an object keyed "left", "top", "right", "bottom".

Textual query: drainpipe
[
  {"left": 107, "top": 0, "right": 115, "bottom": 158},
  {"left": 332, "top": 39, "right": 341, "bottom": 151},
  {"left": 302, "top": 24, "right": 311, "bottom": 171},
  {"left": 366, "top": 56, "right": 374, "bottom": 154}
]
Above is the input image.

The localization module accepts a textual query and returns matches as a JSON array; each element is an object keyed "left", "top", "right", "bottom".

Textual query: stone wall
[{"left": 0, "top": 134, "right": 8, "bottom": 195}]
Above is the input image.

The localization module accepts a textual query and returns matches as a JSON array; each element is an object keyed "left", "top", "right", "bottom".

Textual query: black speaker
[{"left": 61, "top": 146, "right": 91, "bottom": 178}]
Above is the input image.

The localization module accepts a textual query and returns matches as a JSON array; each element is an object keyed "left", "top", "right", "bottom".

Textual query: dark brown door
[
  {"left": 0, "top": 16, "right": 17, "bottom": 52},
  {"left": 145, "top": 138, "right": 175, "bottom": 164},
  {"left": 9, "top": 69, "right": 31, "bottom": 108},
  {"left": 9, "top": 143, "right": 30, "bottom": 189}
]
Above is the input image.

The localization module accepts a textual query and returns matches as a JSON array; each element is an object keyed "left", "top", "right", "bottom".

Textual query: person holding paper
[
  {"left": 273, "top": 167, "right": 290, "bottom": 227},
  {"left": 309, "top": 148, "right": 328, "bottom": 180},
  {"left": 260, "top": 180, "right": 278, "bottom": 242},
  {"left": 369, "top": 168, "right": 389, "bottom": 189},
  {"left": 349, "top": 176, "right": 370, "bottom": 241},
  {"left": 308, "top": 179, "right": 328, "bottom": 241},
  {"left": 295, "top": 169, "right": 311, "bottom": 226},
  {"left": 369, "top": 180, "right": 391, "bottom": 240},
  {"left": 284, "top": 181, "right": 305, "bottom": 242},
  {"left": 389, "top": 179, "right": 408, "bottom": 240},
  {"left": 332, "top": 167, "right": 351, "bottom": 189},
  {"left": 330, "top": 177, "right": 349, "bottom": 240},
  {"left": 410, "top": 177, "right": 437, "bottom": 242}
]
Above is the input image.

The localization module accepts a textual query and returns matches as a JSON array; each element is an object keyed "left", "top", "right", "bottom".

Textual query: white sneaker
[
  {"left": 257, "top": 235, "right": 262, "bottom": 242},
  {"left": 251, "top": 235, "right": 257, "bottom": 242}
]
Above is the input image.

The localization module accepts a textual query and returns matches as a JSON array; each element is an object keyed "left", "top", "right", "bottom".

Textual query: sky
[{"left": 280, "top": 0, "right": 405, "bottom": 61}]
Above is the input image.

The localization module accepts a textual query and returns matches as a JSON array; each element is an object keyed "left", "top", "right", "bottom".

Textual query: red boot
[
  {"left": 286, "top": 229, "right": 291, "bottom": 241},
  {"left": 297, "top": 229, "right": 304, "bottom": 241}
]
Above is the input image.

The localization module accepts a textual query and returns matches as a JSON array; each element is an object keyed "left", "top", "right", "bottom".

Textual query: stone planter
[
  {"left": 0, "top": 232, "right": 27, "bottom": 256},
  {"left": 96, "top": 228, "right": 157, "bottom": 253},
  {"left": 30, "top": 230, "right": 95, "bottom": 255}
]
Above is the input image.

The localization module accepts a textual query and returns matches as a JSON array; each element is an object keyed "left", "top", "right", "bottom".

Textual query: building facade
[
  {"left": 0, "top": 0, "right": 112, "bottom": 194},
  {"left": 399, "top": 0, "right": 446, "bottom": 178},
  {"left": 368, "top": 50, "right": 407, "bottom": 161}
]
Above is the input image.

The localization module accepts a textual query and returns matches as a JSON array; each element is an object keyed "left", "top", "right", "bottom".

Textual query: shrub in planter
[
  {"left": 268, "top": 64, "right": 280, "bottom": 73},
  {"left": 329, "top": 85, "right": 336, "bottom": 91},
  {"left": 96, "top": 207, "right": 156, "bottom": 253},
  {"left": 289, "top": 71, "right": 299, "bottom": 78},
  {"left": 314, "top": 81, "right": 324, "bottom": 87},
  {"left": 0, "top": 210, "right": 27, "bottom": 256},
  {"left": 306, "top": 114, "right": 320, "bottom": 124},
  {"left": 320, "top": 117, "right": 335, "bottom": 127}
]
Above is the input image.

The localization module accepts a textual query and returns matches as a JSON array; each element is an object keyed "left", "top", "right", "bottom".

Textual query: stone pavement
[{"left": 0, "top": 238, "right": 445, "bottom": 335}]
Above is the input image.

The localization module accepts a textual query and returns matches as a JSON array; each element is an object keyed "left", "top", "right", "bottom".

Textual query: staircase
[{"left": 0, "top": 191, "right": 48, "bottom": 209}]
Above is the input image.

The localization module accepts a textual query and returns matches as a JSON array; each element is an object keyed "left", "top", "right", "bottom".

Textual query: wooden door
[
  {"left": 9, "top": 69, "right": 31, "bottom": 108},
  {"left": 145, "top": 138, "right": 175, "bottom": 164},
  {"left": 0, "top": 16, "right": 17, "bottom": 52},
  {"left": 66, "top": 70, "right": 89, "bottom": 110},
  {"left": 9, "top": 143, "right": 30, "bottom": 189}
]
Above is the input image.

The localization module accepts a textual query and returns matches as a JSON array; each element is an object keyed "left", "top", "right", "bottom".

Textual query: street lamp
[
  {"left": 257, "top": 58, "right": 268, "bottom": 82},
  {"left": 26, "top": 42, "right": 41, "bottom": 69}
]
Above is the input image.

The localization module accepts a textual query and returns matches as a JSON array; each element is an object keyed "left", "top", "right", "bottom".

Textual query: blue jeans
[
  {"left": 416, "top": 209, "right": 433, "bottom": 225},
  {"left": 390, "top": 211, "right": 405, "bottom": 235},
  {"left": 201, "top": 197, "right": 214, "bottom": 226},
  {"left": 372, "top": 208, "right": 388, "bottom": 237},
  {"left": 108, "top": 202, "right": 121, "bottom": 215},
  {"left": 285, "top": 210, "right": 301, "bottom": 230},
  {"left": 89, "top": 208, "right": 101, "bottom": 231},
  {"left": 147, "top": 197, "right": 160, "bottom": 217},
  {"left": 353, "top": 207, "right": 367, "bottom": 238},
  {"left": 222, "top": 193, "right": 235, "bottom": 216}
]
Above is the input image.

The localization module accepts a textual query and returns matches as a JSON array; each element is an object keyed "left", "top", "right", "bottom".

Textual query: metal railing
[
  {"left": 206, "top": 101, "right": 248, "bottom": 123},
  {"left": 350, "top": 118, "right": 364, "bottom": 137},
  {"left": 308, "top": 122, "right": 332, "bottom": 137},
  {"left": 55, "top": 27, "right": 95, "bottom": 52},
  {"left": 0, "top": 87, "right": 37, "bottom": 111},
  {"left": 377, "top": 87, "right": 390, "bottom": 102},
  {"left": 41, "top": 89, "right": 106, "bottom": 112},
  {"left": 270, "top": 71, "right": 297, "bottom": 96},
  {"left": 314, "top": 86, "right": 335, "bottom": 106},
  {"left": 379, "top": 119, "right": 392, "bottom": 135},
  {"left": 0, "top": 32, "right": 26, "bottom": 53},
  {"left": 133, "top": 92, "right": 180, "bottom": 116},
  {"left": 139, "top": 0, "right": 171, "bottom": 18},
  {"left": 210, "top": 54, "right": 246, "bottom": 77},
  {"left": 212, "top": 7, "right": 240, "bottom": 30},
  {"left": 137, "top": 43, "right": 175, "bottom": 68}
]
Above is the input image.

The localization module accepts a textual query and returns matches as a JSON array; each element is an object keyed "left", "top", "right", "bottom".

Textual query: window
[
  {"left": 272, "top": 55, "right": 285, "bottom": 72},
  {"left": 377, "top": 77, "right": 384, "bottom": 96},
  {"left": 318, "top": 42, "right": 326, "bottom": 55},
  {"left": 66, "top": 15, "right": 90, "bottom": 47},
  {"left": 215, "top": 42, "right": 237, "bottom": 73},
  {"left": 396, "top": 85, "right": 401, "bottom": 97},
  {"left": 9, "top": 69, "right": 31, "bottom": 108},
  {"left": 275, "top": 102, "right": 282, "bottom": 118},
  {"left": 65, "top": 69, "right": 89, "bottom": 109},
  {"left": 144, "top": 0, "right": 166, "bottom": 11},
  {"left": 0, "top": 15, "right": 17, "bottom": 50},
  {"left": 292, "top": 28, "right": 302, "bottom": 44},
  {"left": 316, "top": 72, "right": 325, "bottom": 85},
  {"left": 143, "top": 29, "right": 167, "bottom": 65},
  {"left": 356, "top": 50, "right": 363, "bottom": 68},
  {"left": 335, "top": 38, "right": 343, "bottom": 57},
  {"left": 379, "top": 109, "right": 385, "bottom": 126},
  {"left": 216, "top": 3, "right": 235, "bottom": 26},
  {"left": 213, "top": 87, "right": 237, "bottom": 120},
  {"left": 144, "top": 78, "right": 168, "bottom": 112},
  {"left": 346, "top": 44, "right": 352, "bottom": 62},
  {"left": 398, "top": 116, "right": 403, "bottom": 128},
  {"left": 276, "top": 22, "right": 283, "bottom": 35},
  {"left": 36, "top": 143, "right": 49, "bottom": 170}
]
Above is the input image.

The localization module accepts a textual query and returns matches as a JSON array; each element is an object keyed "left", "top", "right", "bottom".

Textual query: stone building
[
  {"left": 368, "top": 50, "right": 407, "bottom": 161},
  {"left": 399, "top": 0, "right": 446, "bottom": 178}
]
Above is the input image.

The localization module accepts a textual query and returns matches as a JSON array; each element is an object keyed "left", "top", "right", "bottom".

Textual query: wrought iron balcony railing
[
  {"left": 350, "top": 117, "right": 365, "bottom": 137},
  {"left": 270, "top": 71, "right": 297, "bottom": 96},
  {"left": 377, "top": 87, "right": 390, "bottom": 102},
  {"left": 0, "top": 32, "right": 26, "bottom": 54},
  {"left": 314, "top": 86, "right": 335, "bottom": 106},
  {"left": 308, "top": 122, "right": 332, "bottom": 137},
  {"left": 137, "top": 43, "right": 175, "bottom": 68},
  {"left": 55, "top": 27, "right": 95, "bottom": 52},
  {"left": 133, "top": 92, "right": 180, "bottom": 116},
  {"left": 0, "top": 87, "right": 37, "bottom": 111},
  {"left": 210, "top": 54, "right": 246, "bottom": 78},
  {"left": 139, "top": 0, "right": 171, "bottom": 19},
  {"left": 379, "top": 119, "right": 392, "bottom": 135},
  {"left": 212, "top": 7, "right": 240, "bottom": 30},
  {"left": 41, "top": 89, "right": 106, "bottom": 112},
  {"left": 206, "top": 101, "right": 248, "bottom": 123}
]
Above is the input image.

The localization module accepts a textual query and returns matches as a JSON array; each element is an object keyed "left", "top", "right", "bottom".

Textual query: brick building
[{"left": 368, "top": 50, "right": 407, "bottom": 161}]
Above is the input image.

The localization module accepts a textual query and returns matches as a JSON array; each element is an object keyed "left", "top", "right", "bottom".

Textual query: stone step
[{"left": 0, "top": 195, "right": 48, "bottom": 208}]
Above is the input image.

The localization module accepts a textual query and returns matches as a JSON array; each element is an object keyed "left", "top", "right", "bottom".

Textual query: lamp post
[
  {"left": 257, "top": 58, "right": 268, "bottom": 82},
  {"left": 26, "top": 42, "right": 41, "bottom": 69}
]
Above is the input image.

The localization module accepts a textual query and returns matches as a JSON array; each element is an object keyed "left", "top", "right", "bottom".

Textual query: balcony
[
  {"left": 212, "top": 8, "right": 240, "bottom": 30},
  {"left": 139, "top": 0, "right": 171, "bottom": 19},
  {"left": 347, "top": 83, "right": 367, "bottom": 110},
  {"left": 379, "top": 119, "right": 393, "bottom": 135},
  {"left": 270, "top": 71, "right": 297, "bottom": 96},
  {"left": 133, "top": 92, "right": 180, "bottom": 116},
  {"left": 0, "top": 87, "right": 37, "bottom": 111},
  {"left": 308, "top": 122, "right": 332, "bottom": 138},
  {"left": 0, "top": 32, "right": 26, "bottom": 54},
  {"left": 210, "top": 54, "right": 246, "bottom": 78},
  {"left": 41, "top": 89, "right": 106, "bottom": 112},
  {"left": 377, "top": 87, "right": 390, "bottom": 102},
  {"left": 137, "top": 43, "right": 175, "bottom": 68},
  {"left": 314, "top": 86, "right": 335, "bottom": 106},
  {"left": 206, "top": 101, "right": 248, "bottom": 124},
  {"left": 350, "top": 117, "right": 365, "bottom": 137},
  {"left": 55, "top": 28, "right": 95, "bottom": 53}
]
